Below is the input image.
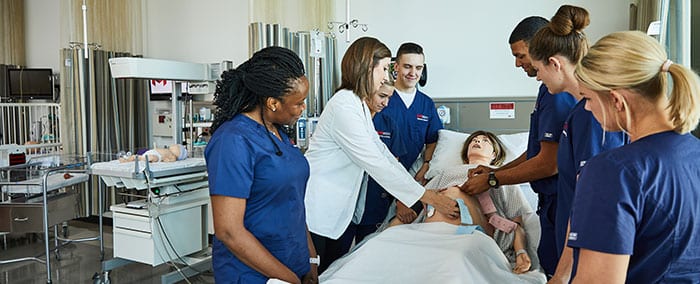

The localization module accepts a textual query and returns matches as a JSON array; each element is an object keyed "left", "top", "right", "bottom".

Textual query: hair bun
[{"left": 549, "top": 5, "right": 590, "bottom": 36}]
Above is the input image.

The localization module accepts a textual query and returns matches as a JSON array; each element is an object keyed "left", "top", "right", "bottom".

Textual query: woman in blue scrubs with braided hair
[
  {"left": 570, "top": 31, "right": 700, "bottom": 283},
  {"left": 205, "top": 46, "right": 317, "bottom": 284}
]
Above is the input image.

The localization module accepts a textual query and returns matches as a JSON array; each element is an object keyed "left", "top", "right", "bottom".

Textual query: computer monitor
[{"left": 6, "top": 68, "right": 54, "bottom": 101}]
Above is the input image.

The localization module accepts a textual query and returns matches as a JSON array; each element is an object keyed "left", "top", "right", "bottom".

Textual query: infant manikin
[{"left": 119, "top": 144, "right": 188, "bottom": 163}]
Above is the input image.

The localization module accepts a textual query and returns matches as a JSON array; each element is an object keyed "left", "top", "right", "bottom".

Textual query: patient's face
[{"left": 467, "top": 135, "right": 495, "bottom": 161}]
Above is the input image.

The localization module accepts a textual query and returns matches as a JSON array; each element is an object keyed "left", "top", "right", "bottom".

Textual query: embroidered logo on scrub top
[
  {"left": 416, "top": 114, "right": 429, "bottom": 122},
  {"left": 377, "top": 131, "right": 392, "bottom": 139},
  {"left": 568, "top": 232, "right": 578, "bottom": 241},
  {"left": 544, "top": 132, "right": 553, "bottom": 138}
]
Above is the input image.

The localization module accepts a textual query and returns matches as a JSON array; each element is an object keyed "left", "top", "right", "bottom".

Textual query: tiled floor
[{"left": 0, "top": 220, "right": 214, "bottom": 284}]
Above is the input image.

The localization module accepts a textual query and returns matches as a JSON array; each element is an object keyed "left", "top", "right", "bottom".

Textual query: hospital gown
[{"left": 424, "top": 164, "right": 537, "bottom": 268}]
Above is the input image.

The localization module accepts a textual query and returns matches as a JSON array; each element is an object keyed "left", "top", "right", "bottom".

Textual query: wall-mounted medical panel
[{"left": 433, "top": 97, "right": 536, "bottom": 135}]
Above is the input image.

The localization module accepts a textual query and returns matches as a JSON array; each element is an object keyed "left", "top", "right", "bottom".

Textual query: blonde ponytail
[
  {"left": 576, "top": 31, "right": 700, "bottom": 134},
  {"left": 665, "top": 63, "right": 700, "bottom": 133}
]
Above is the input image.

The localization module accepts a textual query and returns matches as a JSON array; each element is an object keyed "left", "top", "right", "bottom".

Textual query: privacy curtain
[
  {"left": 0, "top": 0, "right": 25, "bottom": 66},
  {"left": 251, "top": 0, "right": 334, "bottom": 32},
  {"left": 630, "top": 0, "right": 660, "bottom": 32},
  {"left": 62, "top": 0, "right": 144, "bottom": 54},
  {"left": 61, "top": 0, "right": 147, "bottom": 215}
]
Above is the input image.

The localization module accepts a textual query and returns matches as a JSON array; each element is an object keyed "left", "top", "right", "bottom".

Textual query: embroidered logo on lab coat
[
  {"left": 377, "top": 131, "right": 392, "bottom": 139},
  {"left": 416, "top": 114, "right": 429, "bottom": 122}
]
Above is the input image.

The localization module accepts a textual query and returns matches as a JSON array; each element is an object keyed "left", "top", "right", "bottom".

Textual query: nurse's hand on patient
[
  {"left": 460, "top": 173, "right": 489, "bottom": 195},
  {"left": 467, "top": 165, "right": 491, "bottom": 178},
  {"left": 424, "top": 190, "right": 459, "bottom": 219},
  {"left": 396, "top": 201, "right": 418, "bottom": 223}
]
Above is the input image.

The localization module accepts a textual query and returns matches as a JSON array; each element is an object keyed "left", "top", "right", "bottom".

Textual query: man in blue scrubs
[
  {"left": 375, "top": 42, "right": 443, "bottom": 222},
  {"left": 460, "top": 16, "right": 576, "bottom": 276}
]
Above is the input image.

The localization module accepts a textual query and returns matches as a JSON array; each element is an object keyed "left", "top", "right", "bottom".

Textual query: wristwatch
[
  {"left": 310, "top": 255, "right": 320, "bottom": 265},
  {"left": 488, "top": 171, "right": 499, "bottom": 188}
]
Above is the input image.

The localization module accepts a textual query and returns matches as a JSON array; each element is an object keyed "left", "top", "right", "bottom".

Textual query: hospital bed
[
  {"left": 88, "top": 154, "right": 211, "bottom": 284},
  {"left": 0, "top": 154, "right": 91, "bottom": 284},
  {"left": 320, "top": 129, "right": 546, "bottom": 283}
]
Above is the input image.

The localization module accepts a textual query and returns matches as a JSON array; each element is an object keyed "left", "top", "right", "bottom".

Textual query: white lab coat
[{"left": 305, "top": 89, "right": 425, "bottom": 239}]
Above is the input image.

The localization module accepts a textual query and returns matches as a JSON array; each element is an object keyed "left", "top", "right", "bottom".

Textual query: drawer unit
[
  {"left": 0, "top": 192, "right": 79, "bottom": 233},
  {"left": 111, "top": 196, "right": 208, "bottom": 266}
]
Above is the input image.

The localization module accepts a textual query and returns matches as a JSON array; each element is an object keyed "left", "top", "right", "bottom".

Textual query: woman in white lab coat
[{"left": 304, "top": 37, "right": 459, "bottom": 272}]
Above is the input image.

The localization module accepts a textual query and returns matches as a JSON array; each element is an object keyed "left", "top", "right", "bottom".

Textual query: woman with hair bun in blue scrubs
[
  {"left": 527, "top": 5, "right": 627, "bottom": 281},
  {"left": 205, "top": 46, "right": 317, "bottom": 284},
  {"left": 570, "top": 31, "right": 700, "bottom": 283}
]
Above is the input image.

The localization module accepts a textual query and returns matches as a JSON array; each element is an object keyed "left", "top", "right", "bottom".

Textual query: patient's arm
[{"left": 511, "top": 216, "right": 531, "bottom": 274}]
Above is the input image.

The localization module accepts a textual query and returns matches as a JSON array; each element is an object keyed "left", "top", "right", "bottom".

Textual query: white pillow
[{"left": 425, "top": 129, "right": 528, "bottom": 180}]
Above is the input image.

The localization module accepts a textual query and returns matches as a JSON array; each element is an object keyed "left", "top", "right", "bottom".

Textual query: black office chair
[{"left": 418, "top": 63, "right": 427, "bottom": 87}]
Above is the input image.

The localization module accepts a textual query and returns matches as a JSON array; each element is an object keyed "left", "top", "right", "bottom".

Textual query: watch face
[{"left": 489, "top": 179, "right": 497, "bottom": 187}]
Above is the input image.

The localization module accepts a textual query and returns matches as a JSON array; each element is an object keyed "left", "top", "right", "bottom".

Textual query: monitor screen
[{"left": 7, "top": 68, "right": 54, "bottom": 100}]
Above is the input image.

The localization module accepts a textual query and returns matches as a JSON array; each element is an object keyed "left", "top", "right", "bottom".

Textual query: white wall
[
  {"left": 143, "top": 0, "right": 250, "bottom": 67},
  {"left": 330, "top": 0, "right": 633, "bottom": 98},
  {"left": 24, "top": 0, "right": 61, "bottom": 72},
  {"left": 23, "top": 0, "right": 633, "bottom": 99}
]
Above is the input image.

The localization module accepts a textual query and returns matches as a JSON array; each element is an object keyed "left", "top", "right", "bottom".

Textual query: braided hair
[{"left": 210, "top": 46, "right": 305, "bottom": 134}]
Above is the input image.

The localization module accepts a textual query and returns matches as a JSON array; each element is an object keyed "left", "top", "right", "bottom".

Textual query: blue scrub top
[
  {"left": 205, "top": 115, "right": 311, "bottom": 284},
  {"left": 554, "top": 100, "right": 627, "bottom": 255},
  {"left": 569, "top": 131, "right": 700, "bottom": 283},
  {"left": 526, "top": 84, "right": 576, "bottom": 196},
  {"left": 359, "top": 114, "right": 408, "bottom": 225},
  {"left": 380, "top": 89, "right": 443, "bottom": 170}
]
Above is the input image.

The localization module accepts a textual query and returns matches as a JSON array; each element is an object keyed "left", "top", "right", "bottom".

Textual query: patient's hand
[
  {"left": 396, "top": 201, "right": 418, "bottom": 224},
  {"left": 513, "top": 252, "right": 531, "bottom": 274}
]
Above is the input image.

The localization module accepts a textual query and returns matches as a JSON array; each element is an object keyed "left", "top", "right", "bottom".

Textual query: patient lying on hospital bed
[
  {"left": 319, "top": 185, "right": 545, "bottom": 283},
  {"left": 387, "top": 131, "right": 535, "bottom": 273},
  {"left": 118, "top": 144, "right": 187, "bottom": 163},
  {"left": 319, "top": 131, "right": 545, "bottom": 283}
]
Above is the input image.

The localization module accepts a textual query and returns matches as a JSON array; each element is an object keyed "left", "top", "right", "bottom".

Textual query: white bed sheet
[
  {"left": 2, "top": 173, "right": 89, "bottom": 194},
  {"left": 320, "top": 222, "right": 546, "bottom": 284}
]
